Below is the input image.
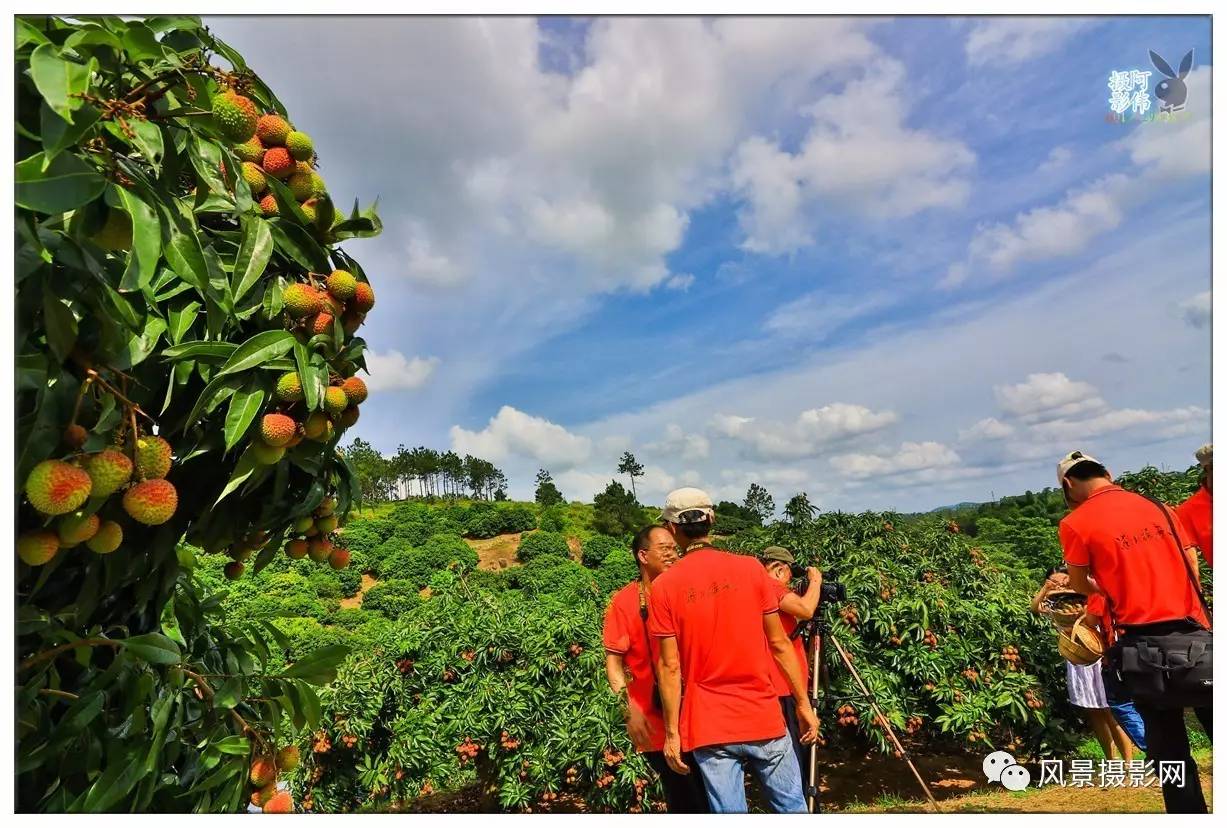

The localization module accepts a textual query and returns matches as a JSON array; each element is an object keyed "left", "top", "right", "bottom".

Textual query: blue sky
[{"left": 206, "top": 16, "right": 1212, "bottom": 511}]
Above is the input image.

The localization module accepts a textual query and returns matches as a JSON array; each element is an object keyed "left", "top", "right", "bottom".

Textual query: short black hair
[
  {"left": 1044, "top": 564, "right": 1069, "bottom": 579},
  {"left": 631, "top": 524, "right": 660, "bottom": 559},
  {"left": 675, "top": 518, "right": 711, "bottom": 539},
  {"left": 1064, "top": 460, "right": 1110, "bottom": 481}
]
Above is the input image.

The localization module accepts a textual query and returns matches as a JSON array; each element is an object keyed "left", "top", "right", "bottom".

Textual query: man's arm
[
  {"left": 762, "top": 612, "right": 817, "bottom": 744},
  {"left": 605, "top": 651, "right": 652, "bottom": 749},
  {"left": 1067, "top": 563, "right": 1101, "bottom": 597},
  {"left": 604, "top": 651, "right": 627, "bottom": 696},
  {"left": 779, "top": 567, "right": 822, "bottom": 621},
  {"left": 655, "top": 636, "right": 689, "bottom": 774}
]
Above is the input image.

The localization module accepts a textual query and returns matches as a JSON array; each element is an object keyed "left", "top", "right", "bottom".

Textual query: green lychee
[
  {"left": 57, "top": 510, "right": 100, "bottom": 547},
  {"left": 234, "top": 136, "right": 265, "bottom": 164},
  {"left": 18, "top": 531, "right": 59, "bottom": 566},
  {"left": 136, "top": 435, "right": 173, "bottom": 479},
  {"left": 287, "top": 171, "right": 314, "bottom": 201},
  {"left": 275, "top": 372, "right": 305, "bottom": 403},
  {"left": 285, "top": 131, "right": 314, "bottom": 161},
  {"left": 211, "top": 91, "right": 259, "bottom": 142},
  {"left": 326, "top": 270, "right": 357, "bottom": 301},
  {"left": 251, "top": 440, "right": 286, "bottom": 466},
  {"left": 324, "top": 386, "right": 348, "bottom": 418},
  {"left": 86, "top": 520, "right": 123, "bottom": 554},
  {"left": 123, "top": 478, "right": 178, "bottom": 525},
  {"left": 84, "top": 449, "right": 133, "bottom": 498},
  {"left": 282, "top": 283, "right": 322, "bottom": 318},
  {"left": 241, "top": 161, "right": 267, "bottom": 195}
]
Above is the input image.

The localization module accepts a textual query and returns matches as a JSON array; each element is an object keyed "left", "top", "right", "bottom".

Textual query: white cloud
[
  {"left": 402, "top": 220, "right": 466, "bottom": 288},
  {"left": 1180, "top": 291, "right": 1211, "bottom": 329},
  {"left": 363, "top": 350, "right": 439, "bottom": 392},
  {"left": 733, "top": 58, "right": 975, "bottom": 254},
  {"left": 764, "top": 291, "right": 894, "bottom": 338},
  {"left": 663, "top": 272, "right": 696, "bottom": 291},
  {"left": 646, "top": 423, "right": 710, "bottom": 462},
  {"left": 964, "top": 17, "right": 1096, "bottom": 66},
  {"left": 830, "top": 441, "right": 961, "bottom": 479},
  {"left": 711, "top": 403, "right": 898, "bottom": 460},
  {"left": 1028, "top": 405, "right": 1209, "bottom": 443},
  {"left": 1125, "top": 66, "right": 1211, "bottom": 178},
  {"left": 959, "top": 417, "right": 1015, "bottom": 442},
  {"left": 1037, "top": 145, "right": 1072, "bottom": 175},
  {"left": 450, "top": 405, "right": 592, "bottom": 468},
  {"left": 994, "top": 372, "right": 1107, "bottom": 423}
]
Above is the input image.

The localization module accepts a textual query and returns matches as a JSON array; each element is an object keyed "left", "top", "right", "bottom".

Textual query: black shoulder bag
[{"left": 1105, "top": 495, "right": 1213, "bottom": 709}]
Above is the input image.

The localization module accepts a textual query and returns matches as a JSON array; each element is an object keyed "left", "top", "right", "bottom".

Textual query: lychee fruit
[
  {"left": 83, "top": 449, "right": 133, "bottom": 498},
  {"left": 63, "top": 424, "right": 88, "bottom": 449},
  {"left": 261, "top": 147, "right": 294, "bottom": 179},
  {"left": 315, "top": 514, "right": 339, "bottom": 534},
  {"left": 122, "top": 478, "right": 178, "bottom": 525},
  {"left": 286, "top": 539, "right": 309, "bottom": 559},
  {"left": 251, "top": 440, "right": 286, "bottom": 466},
  {"left": 340, "top": 376, "right": 368, "bottom": 405},
  {"left": 276, "top": 745, "right": 301, "bottom": 771},
  {"left": 314, "top": 497, "right": 336, "bottom": 517},
  {"left": 298, "top": 200, "right": 317, "bottom": 224},
  {"left": 326, "top": 270, "right": 357, "bottom": 301},
  {"left": 282, "top": 283, "right": 322, "bottom": 319},
  {"left": 329, "top": 548, "right": 351, "bottom": 570},
  {"left": 259, "top": 193, "right": 279, "bottom": 216},
  {"left": 251, "top": 784, "right": 278, "bottom": 808},
  {"left": 211, "top": 90, "right": 259, "bottom": 142},
  {"left": 307, "top": 538, "right": 333, "bottom": 562},
  {"left": 250, "top": 754, "right": 277, "bottom": 787},
  {"left": 17, "top": 531, "right": 60, "bottom": 566},
  {"left": 86, "top": 520, "right": 123, "bottom": 554},
  {"left": 339, "top": 407, "right": 360, "bottom": 428},
  {"left": 260, "top": 413, "right": 297, "bottom": 448},
  {"left": 57, "top": 510, "right": 100, "bottom": 547},
  {"left": 274, "top": 372, "right": 304, "bottom": 403},
  {"left": 233, "top": 136, "right": 265, "bottom": 164},
  {"left": 285, "top": 131, "right": 314, "bottom": 161},
  {"left": 255, "top": 114, "right": 291, "bottom": 147},
  {"left": 241, "top": 161, "right": 267, "bottom": 195},
  {"left": 287, "top": 171, "right": 314, "bottom": 201},
  {"left": 135, "top": 435, "right": 173, "bottom": 479},
  {"left": 304, "top": 412, "right": 332, "bottom": 442},
  {"left": 311, "top": 313, "right": 335, "bottom": 337},
  {"left": 352, "top": 282, "right": 375, "bottom": 313},
  {"left": 323, "top": 387, "right": 348, "bottom": 418},
  {"left": 292, "top": 514, "right": 316, "bottom": 533},
  {"left": 25, "top": 459, "right": 92, "bottom": 515},
  {"left": 263, "top": 791, "right": 293, "bottom": 814}
]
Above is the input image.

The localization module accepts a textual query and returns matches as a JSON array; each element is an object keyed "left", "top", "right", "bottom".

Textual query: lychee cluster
[
  {"left": 247, "top": 746, "right": 300, "bottom": 813},
  {"left": 281, "top": 496, "right": 350, "bottom": 570},
  {"left": 222, "top": 102, "right": 332, "bottom": 234},
  {"left": 283, "top": 269, "right": 375, "bottom": 344},
  {"left": 18, "top": 431, "right": 178, "bottom": 567}
]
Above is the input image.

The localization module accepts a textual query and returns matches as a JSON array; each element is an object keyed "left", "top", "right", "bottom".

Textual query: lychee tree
[{"left": 16, "top": 15, "right": 382, "bottom": 811}]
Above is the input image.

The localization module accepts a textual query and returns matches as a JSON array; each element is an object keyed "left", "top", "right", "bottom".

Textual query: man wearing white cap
[
  {"left": 1176, "top": 444, "right": 1212, "bottom": 567},
  {"left": 646, "top": 487, "right": 818, "bottom": 813}
]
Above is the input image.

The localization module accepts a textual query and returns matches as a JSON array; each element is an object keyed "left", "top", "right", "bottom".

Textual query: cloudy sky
[{"left": 206, "top": 15, "right": 1211, "bottom": 512}]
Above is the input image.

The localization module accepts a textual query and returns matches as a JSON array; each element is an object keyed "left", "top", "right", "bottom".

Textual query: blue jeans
[
  {"left": 1110, "top": 700, "right": 1148, "bottom": 752},
  {"left": 692, "top": 734, "right": 807, "bottom": 813}
]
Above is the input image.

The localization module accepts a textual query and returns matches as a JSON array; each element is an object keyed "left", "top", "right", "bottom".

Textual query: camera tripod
[{"left": 797, "top": 615, "right": 940, "bottom": 813}]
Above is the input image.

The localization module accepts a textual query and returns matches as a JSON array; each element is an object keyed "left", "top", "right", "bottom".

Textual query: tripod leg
[{"left": 805, "top": 631, "right": 822, "bottom": 814}]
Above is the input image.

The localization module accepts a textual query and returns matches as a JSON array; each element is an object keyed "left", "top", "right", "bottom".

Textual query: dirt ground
[
  {"left": 338, "top": 573, "right": 378, "bottom": 609},
  {"left": 463, "top": 533, "right": 583, "bottom": 571}
]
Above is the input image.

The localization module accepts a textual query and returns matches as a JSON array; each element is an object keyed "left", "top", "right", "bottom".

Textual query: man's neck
[
  {"left": 683, "top": 538, "right": 712, "bottom": 552},
  {"left": 1085, "top": 478, "right": 1115, "bottom": 495}
]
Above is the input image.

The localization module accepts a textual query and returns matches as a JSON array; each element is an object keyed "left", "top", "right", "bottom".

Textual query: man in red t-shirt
[
  {"left": 603, "top": 524, "right": 708, "bottom": 813},
  {"left": 1057, "top": 451, "right": 1212, "bottom": 814},
  {"left": 759, "top": 546, "right": 822, "bottom": 786},
  {"left": 648, "top": 487, "right": 817, "bottom": 813},
  {"left": 1175, "top": 444, "right": 1212, "bottom": 567}
]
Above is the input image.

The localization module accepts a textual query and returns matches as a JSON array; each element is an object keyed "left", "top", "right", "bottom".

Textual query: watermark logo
[
  {"left": 983, "top": 750, "right": 1031, "bottom": 791},
  {"left": 1038, "top": 759, "right": 1186, "bottom": 789},
  {"left": 1105, "top": 48, "right": 1193, "bottom": 124}
]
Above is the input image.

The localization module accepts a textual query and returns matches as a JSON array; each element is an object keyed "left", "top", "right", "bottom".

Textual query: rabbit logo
[{"left": 1149, "top": 48, "right": 1194, "bottom": 113}]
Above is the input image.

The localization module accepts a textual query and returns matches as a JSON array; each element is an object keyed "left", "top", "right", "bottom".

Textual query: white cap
[
  {"left": 660, "top": 487, "right": 715, "bottom": 524},
  {"left": 1057, "top": 450, "right": 1103, "bottom": 486},
  {"left": 1195, "top": 443, "right": 1212, "bottom": 468}
]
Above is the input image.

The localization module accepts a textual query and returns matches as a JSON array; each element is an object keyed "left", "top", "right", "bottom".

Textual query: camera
[{"left": 788, "top": 564, "right": 846, "bottom": 606}]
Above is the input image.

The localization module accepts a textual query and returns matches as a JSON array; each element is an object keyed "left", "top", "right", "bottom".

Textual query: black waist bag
[
  {"left": 1104, "top": 494, "right": 1213, "bottom": 709},
  {"left": 1108, "top": 628, "right": 1212, "bottom": 709}
]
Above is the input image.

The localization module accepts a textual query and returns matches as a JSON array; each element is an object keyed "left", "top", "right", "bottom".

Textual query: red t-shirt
[
  {"left": 602, "top": 581, "right": 665, "bottom": 752},
  {"left": 1176, "top": 487, "right": 1213, "bottom": 567},
  {"left": 647, "top": 546, "right": 786, "bottom": 752},
  {"left": 769, "top": 581, "right": 809, "bottom": 698},
  {"left": 1060, "top": 485, "right": 1209, "bottom": 629}
]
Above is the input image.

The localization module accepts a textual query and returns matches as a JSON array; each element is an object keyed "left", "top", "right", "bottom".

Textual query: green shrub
[
  {"left": 517, "top": 530, "right": 572, "bottom": 563},
  {"left": 363, "top": 579, "right": 424, "bottom": 618},
  {"left": 421, "top": 534, "right": 479, "bottom": 571},
  {"left": 335, "top": 565, "right": 363, "bottom": 597},
  {"left": 331, "top": 607, "right": 372, "bottom": 629},
  {"left": 581, "top": 534, "right": 622, "bottom": 568},
  {"left": 269, "top": 617, "right": 354, "bottom": 663},
  {"left": 513, "top": 555, "right": 600, "bottom": 604},
  {"left": 595, "top": 547, "right": 639, "bottom": 595},
  {"left": 466, "top": 568, "right": 511, "bottom": 593},
  {"left": 538, "top": 505, "right": 566, "bottom": 533},
  {"left": 308, "top": 572, "right": 343, "bottom": 600},
  {"left": 338, "top": 524, "right": 382, "bottom": 557}
]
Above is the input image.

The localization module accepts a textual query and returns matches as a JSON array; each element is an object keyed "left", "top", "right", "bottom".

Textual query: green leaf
[
  {"left": 293, "top": 342, "right": 322, "bottom": 411},
  {"left": 167, "top": 301, "right": 201, "bottom": 345},
  {"left": 276, "top": 644, "right": 351, "bottom": 685},
  {"left": 213, "top": 678, "right": 242, "bottom": 711},
  {"left": 215, "top": 450, "right": 258, "bottom": 506},
  {"left": 182, "top": 372, "right": 241, "bottom": 431},
  {"left": 121, "top": 20, "right": 163, "bottom": 61},
  {"left": 39, "top": 101, "right": 99, "bottom": 166},
  {"left": 164, "top": 227, "right": 210, "bottom": 291},
  {"left": 15, "top": 152, "right": 105, "bottom": 214},
  {"left": 42, "top": 293, "right": 78, "bottom": 361},
  {"left": 215, "top": 330, "right": 296, "bottom": 378},
  {"left": 113, "top": 315, "right": 167, "bottom": 370},
  {"left": 268, "top": 217, "right": 329, "bottom": 272},
  {"left": 15, "top": 17, "right": 52, "bottom": 49},
  {"left": 188, "top": 136, "right": 229, "bottom": 199},
  {"left": 212, "top": 734, "right": 251, "bottom": 754},
  {"left": 29, "top": 44, "right": 92, "bottom": 123},
  {"left": 223, "top": 384, "right": 265, "bottom": 451},
  {"left": 231, "top": 216, "right": 273, "bottom": 303},
  {"left": 125, "top": 119, "right": 166, "bottom": 172},
  {"left": 120, "top": 633, "right": 182, "bottom": 665},
  {"left": 115, "top": 185, "right": 161, "bottom": 292},
  {"left": 162, "top": 341, "right": 236, "bottom": 361}
]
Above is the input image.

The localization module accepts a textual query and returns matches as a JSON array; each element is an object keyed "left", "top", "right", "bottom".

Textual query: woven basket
[{"left": 1041, "top": 589, "right": 1086, "bottom": 628}]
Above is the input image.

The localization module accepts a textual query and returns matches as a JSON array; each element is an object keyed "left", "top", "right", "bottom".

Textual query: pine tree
[
  {"left": 534, "top": 469, "right": 564, "bottom": 506},
  {"left": 616, "top": 451, "right": 645, "bottom": 501}
]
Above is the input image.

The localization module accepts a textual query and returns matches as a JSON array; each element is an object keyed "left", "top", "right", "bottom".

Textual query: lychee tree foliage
[
  {"left": 15, "top": 16, "right": 382, "bottom": 811},
  {"left": 720, "top": 513, "right": 1080, "bottom": 759}
]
